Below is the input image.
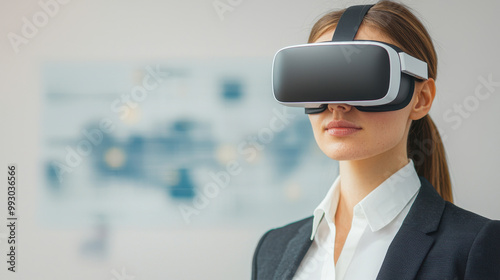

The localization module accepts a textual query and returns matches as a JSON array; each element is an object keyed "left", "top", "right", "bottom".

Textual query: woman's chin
[{"left": 322, "top": 151, "right": 370, "bottom": 161}]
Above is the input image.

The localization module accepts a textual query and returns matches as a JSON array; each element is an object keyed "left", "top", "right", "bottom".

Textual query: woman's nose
[{"left": 328, "top": 103, "right": 352, "bottom": 112}]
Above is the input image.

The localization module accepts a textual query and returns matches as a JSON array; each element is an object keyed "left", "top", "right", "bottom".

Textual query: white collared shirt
[{"left": 293, "top": 159, "right": 421, "bottom": 280}]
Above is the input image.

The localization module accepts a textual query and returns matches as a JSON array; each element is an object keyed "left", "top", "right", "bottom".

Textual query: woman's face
[{"left": 308, "top": 25, "right": 421, "bottom": 161}]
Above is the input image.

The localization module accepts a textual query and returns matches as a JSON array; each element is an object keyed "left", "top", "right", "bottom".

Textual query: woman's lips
[{"left": 326, "top": 120, "right": 361, "bottom": 136}]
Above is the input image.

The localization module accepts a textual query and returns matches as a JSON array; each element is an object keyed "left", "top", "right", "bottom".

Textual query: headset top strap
[{"left": 331, "top": 4, "right": 374, "bottom": 42}]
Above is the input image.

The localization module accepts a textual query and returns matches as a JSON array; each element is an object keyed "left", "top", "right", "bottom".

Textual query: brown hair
[{"left": 308, "top": 0, "right": 453, "bottom": 202}]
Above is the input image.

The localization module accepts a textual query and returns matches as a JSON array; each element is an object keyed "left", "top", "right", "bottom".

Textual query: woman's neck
[{"left": 337, "top": 146, "right": 410, "bottom": 219}]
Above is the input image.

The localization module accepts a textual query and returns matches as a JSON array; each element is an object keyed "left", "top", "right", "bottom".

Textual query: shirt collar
[
  {"left": 310, "top": 159, "right": 421, "bottom": 240},
  {"left": 310, "top": 176, "right": 341, "bottom": 240}
]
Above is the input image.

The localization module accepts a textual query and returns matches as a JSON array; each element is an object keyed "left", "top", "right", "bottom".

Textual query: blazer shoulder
[
  {"left": 464, "top": 219, "right": 500, "bottom": 278},
  {"left": 255, "top": 216, "right": 313, "bottom": 252},
  {"left": 441, "top": 202, "right": 500, "bottom": 275},
  {"left": 440, "top": 201, "right": 492, "bottom": 233},
  {"left": 415, "top": 176, "right": 493, "bottom": 234},
  {"left": 252, "top": 216, "right": 313, "bottom": 280}
]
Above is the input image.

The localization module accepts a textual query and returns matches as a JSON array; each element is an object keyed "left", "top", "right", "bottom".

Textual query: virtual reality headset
[{"left": 271, "top": 4, "right": 429, "bottom": 113}]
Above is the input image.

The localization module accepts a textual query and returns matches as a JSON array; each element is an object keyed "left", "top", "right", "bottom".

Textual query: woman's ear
[{"left": 409, "top": 78, "right": 436, "bottom": 120}]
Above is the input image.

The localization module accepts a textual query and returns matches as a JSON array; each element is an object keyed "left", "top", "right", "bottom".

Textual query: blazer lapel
[
  {"left": 274, "top": 217, "right": 314, "bottom": 279},
  {"left": 376, "top": 176, "right": 446, "bottom": 280}
]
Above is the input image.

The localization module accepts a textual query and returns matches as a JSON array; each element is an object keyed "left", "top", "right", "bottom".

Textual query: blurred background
[{"left": 1, "top": 0, "right": 499, "bottom": 279}]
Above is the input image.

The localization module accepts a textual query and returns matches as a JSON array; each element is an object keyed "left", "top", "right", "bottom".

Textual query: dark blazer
[{"left": 252, "top": 176, "right": 500, "bottom": 280}]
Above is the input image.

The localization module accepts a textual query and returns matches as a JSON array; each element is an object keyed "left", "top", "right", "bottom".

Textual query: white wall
[{"left": 1, "top": 0, "right": 499, "bottom": 279}]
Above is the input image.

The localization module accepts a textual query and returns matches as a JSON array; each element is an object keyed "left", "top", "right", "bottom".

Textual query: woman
[{"left": 252, "top": 1, "right": 500, "bottom": 279}]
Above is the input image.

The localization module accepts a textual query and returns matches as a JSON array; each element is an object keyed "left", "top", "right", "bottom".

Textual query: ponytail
[{"left": 408, "top": 115, "right": 453, "bottom": 202}]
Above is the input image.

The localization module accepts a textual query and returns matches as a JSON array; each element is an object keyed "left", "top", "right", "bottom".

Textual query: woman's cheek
[{"left": 362, "top": 113, "right": 408, "bottom": 150}]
